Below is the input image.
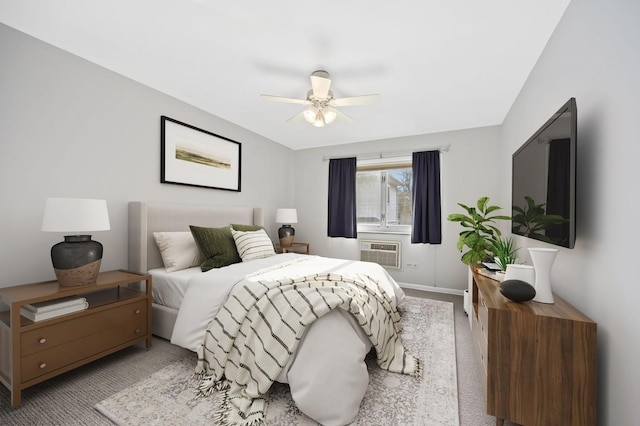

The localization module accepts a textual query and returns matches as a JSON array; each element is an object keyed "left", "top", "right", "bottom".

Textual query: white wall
[
  {"left": 293, "top": 126, "right": 503, "bottom": 292},
  {"left": 0, "top": 24, "right": 294, "bottom": 287},
  {"left": 500, "top": 1, "right": 640, "bottom": 424},
  {"left": 4, "top": 2, "right": 637, "bottom": 420}
]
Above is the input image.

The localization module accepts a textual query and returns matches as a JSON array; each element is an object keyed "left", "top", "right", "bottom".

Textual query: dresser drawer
[
  {"left": 471, "top": 313, "right": 488, "bottom": 389},
  {"left": 471, "top": 316, "right": 487, "bottom": 369},
  {"left": 21, "top": 318, "right": 147, "bottom": 382},
  {"left": 477, "top": 292, "right": 489, "bottom": 338},
  {"left": 21, "top": 300, "right": 147, "bottom": 356}
]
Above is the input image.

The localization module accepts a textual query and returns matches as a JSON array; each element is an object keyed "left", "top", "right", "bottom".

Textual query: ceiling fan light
[
  {"left": 323, "top": 108, "right": 337, "bottom": 124},
  {"left": 312, "top": 111, "right": 326, "bottom": 127},
  {"left": 303, "top": 108, "right": 317, "bottom": 123}
]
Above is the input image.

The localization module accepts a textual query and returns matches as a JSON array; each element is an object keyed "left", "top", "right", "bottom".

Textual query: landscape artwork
[{"left": 161, "top": 116, "right": 241, "bottom": 191}]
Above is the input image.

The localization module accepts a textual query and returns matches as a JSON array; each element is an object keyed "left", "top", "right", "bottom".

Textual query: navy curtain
[
  {"left": 411, "top": 150, "right": 442, "bottom": 244},
  {"left": 327, "top": 157, "right": 358, "bottom": 238}
]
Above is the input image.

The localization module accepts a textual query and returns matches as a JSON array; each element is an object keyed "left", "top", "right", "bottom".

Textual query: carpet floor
[{"left": 95, "top": 297, "right": 458, "bottom": 425}]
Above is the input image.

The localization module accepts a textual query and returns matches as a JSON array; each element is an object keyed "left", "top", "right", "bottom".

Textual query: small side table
[
  {"left": 0, "top": 270, "right": 152, "bottom": 407},
  {"left": 276, "top": 242, "right": 310, "bottom": 254}
]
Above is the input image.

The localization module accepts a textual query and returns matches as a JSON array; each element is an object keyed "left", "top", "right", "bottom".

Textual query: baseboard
[{"left": 398, "top": 282, "right": 464, "bottom": 296}]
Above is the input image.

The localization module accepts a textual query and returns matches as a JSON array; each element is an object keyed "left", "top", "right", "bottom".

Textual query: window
[{"left": 356, "top": 158, "right": 412, "bottom": 233}]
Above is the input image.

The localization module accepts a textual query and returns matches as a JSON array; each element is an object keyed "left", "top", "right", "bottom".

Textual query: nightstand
[
  {"left": 0, "top": 270, "right": 152, "bottom": 407},
  {"left": 276, "top": 242, "right": 310, "bottom": 254}
]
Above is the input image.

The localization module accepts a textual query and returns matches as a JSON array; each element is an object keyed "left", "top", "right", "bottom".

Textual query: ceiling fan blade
[
  {"left": 286, "top": 111, "right": 306, "bottom": 122},
  {"left": 260, "top": 94, "right": 311, "bottom": 105},
  {"left": 310, "top": 71, "right": 331, "bottom": 98},
  {"left": 331, "top": 94, "right": 381, "bottom": 107},
  {"left": 334, "top": 108, "right": 354, "bottom": 123}
]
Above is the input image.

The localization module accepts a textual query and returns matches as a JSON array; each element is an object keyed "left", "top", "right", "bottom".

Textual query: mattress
[{"left": 148, "top": 266, "right": 200, "bottom": 310}]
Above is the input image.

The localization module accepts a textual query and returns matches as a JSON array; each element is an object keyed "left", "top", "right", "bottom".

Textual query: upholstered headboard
[{"left": 128, "top": 201, "right": 263, "bottom": 273}]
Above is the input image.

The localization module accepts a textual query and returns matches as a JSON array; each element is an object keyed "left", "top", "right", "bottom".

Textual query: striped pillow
[{"left": 231, "top": 228, "right": 276, "bottom": 262}]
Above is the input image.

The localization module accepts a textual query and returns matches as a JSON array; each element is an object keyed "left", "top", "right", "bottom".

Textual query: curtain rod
[{"left": 321, "top": 145, "right": 450, "bottom": 162}]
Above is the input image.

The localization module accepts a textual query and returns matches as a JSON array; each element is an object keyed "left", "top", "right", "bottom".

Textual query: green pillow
[
  {"left": 189, "top": 225, "right": 241, "bottom": 271},
  {"left": 230, "top": 224, "right": 263, "bottom": 232}
]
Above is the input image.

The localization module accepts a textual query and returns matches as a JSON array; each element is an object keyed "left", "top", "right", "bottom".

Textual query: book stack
[{"left": 20, "top": 295, "right": 89, "bottom": 322}]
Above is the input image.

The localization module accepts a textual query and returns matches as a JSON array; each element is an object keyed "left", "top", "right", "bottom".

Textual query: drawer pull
[
  {"left": 39, "top": 338, "right": 47, "bottom": 344},
  {"left": 135, "top": 309, "right": 141, "bottom": 314},
  {"left": 135, "top": 329, "right": 141, "bottom": 334},
  {"left": 39, "top": 363, "right": 47, "bottom": 369}
]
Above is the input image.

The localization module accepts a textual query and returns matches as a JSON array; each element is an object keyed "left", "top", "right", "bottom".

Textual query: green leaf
[
  {"left": 477, "top": 197, "right": 489, "bottom": 212},
  {"left": 487, "top": 215, "right": 512, "bottom": 221},
  {"left": 484, "top": 205, "right": 502, "bottom": 215},
  {"left": 447, "top": 213, "right": 472, "bottom": 223}
]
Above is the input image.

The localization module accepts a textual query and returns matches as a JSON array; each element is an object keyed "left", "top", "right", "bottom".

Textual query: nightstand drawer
[
  {"left": 21, "top": 318, "right": 147, "bottom": 382},
  {"left": 21, "top": 300, "right": 147, "bottom": 356}
]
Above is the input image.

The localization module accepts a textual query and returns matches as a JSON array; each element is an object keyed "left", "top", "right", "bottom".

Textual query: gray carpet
[
  {"left": 0, "top": 337, "right": 191, "bottom": 425},
  {"left": 0, "top": 290, "right": 515, "bottom": 425},
  {"left": 95, "top": 297, "right": 458, "bottom": 425}
]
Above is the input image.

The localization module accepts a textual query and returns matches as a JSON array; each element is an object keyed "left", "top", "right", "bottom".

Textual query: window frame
[{"left": 356, "top": 157, "right": 413, "bottom": 234}]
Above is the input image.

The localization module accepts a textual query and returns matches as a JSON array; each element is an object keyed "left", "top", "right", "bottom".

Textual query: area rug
[{"left": 95, "top": 296, "right": 459, "bottom": 425}]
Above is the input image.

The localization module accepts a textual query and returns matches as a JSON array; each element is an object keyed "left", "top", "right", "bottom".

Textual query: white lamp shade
[
  {"left": 275, "top": 208, "right": 298, "bottom": 224},
  {"left": 42, "top": 198, "right": 111, "bottom": 233}
]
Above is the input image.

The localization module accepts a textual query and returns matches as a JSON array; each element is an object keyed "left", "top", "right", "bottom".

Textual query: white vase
[
  {"left": 528, "top": 248, "right": 558, "bottom": 304},
  {"left": 504, "top": 264, "right": 535, "bottom": 285}
]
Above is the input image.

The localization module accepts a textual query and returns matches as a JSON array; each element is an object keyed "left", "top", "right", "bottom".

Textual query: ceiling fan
[{"left": 260, "top": 70, "right": 380, "bottom": 127}]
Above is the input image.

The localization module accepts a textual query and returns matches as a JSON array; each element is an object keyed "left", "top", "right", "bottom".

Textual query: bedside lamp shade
[
  {"left": 275, "top": 208, "right": 297, "bottom": 247},
  {"left": 42, "top": 198, "right": 111, "bottom": 287}
]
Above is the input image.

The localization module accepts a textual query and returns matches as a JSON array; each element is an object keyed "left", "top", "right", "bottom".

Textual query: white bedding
[
  {"left": 170, "top": 253, "right": 406, "bottom": 426},
  {"left": 149, "top": 266, "right": 199, "bottom": 310},
  {"left": 171, "top": 253, "right": 404, "bottom": 350}
]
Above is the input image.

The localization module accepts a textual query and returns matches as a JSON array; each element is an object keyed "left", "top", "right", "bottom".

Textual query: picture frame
[{"left": 161, "top": 116, "right": 241, "bottom": 192}]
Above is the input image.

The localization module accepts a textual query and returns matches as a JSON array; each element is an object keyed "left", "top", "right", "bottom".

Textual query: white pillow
[
  {"left": 230, "top": 228, "right": 276, "bottom": 262},
  {"left": 153, "top": 231, "right": 201, "bottom": 272}
]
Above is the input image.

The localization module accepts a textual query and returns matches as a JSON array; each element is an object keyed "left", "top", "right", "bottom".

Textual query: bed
[{"left": 127, "top": 201, "right": 419, "bottom": 426}]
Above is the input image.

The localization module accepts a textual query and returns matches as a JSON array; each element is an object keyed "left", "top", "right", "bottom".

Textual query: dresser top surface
[{"left": 473, "top": 268, "right": 595, "bottom": 324}]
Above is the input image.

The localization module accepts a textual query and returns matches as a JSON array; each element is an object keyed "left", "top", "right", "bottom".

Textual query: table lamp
[
  {"left": 275, "top": 208, "right": 297, "bottom": 247},
  {"left": 41, "top": 198, "right": 111, "bottom": 287}
]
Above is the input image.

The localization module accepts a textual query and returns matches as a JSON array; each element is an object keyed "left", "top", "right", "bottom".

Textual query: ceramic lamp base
[
  {"left": 51, "top": 235, "right": 103, "bottom": 287},
  {"left": 54, "top": 260, "right": 102, "bottom": 287},
  {"left": 278, "top": 225, "right": 295, "bottom": 247}
]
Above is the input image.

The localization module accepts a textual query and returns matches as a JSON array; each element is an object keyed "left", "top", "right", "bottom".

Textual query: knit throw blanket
[{"left": 194, "top": 272, "right": 422, "bottom": 426}]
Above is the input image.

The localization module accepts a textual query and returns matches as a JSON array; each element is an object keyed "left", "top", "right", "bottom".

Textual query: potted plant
[
  {"left": 447, "top": 196, "right": 511, "bottom": 265},
  {"left": 491, "top": 236, "right": 519, "bottom": 273}
]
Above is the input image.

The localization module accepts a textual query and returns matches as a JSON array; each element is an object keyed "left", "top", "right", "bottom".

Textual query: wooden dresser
[
  {"left": 0, "top": 270, "right": 152, "bottom": 407},
  {"left": 470, "top": 268, "right": 597, "bottom": 425}
]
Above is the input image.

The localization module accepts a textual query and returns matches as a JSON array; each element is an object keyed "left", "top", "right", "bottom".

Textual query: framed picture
[{"left": 161, "top": 116, "right": 241, "bottom": 192}]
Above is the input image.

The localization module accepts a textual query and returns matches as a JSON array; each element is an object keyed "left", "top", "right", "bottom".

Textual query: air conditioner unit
[{"left": 359, "top": 240, "right": 401, "bottom": 269}]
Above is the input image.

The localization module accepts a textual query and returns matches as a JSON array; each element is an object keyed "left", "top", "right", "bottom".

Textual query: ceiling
[{"left": 0, "top": 0, "right": 570, "bottom": 150}]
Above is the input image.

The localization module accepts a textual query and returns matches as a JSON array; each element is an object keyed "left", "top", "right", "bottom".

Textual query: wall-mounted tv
[{"left": 512, "top": 98, "right": 576, "bottom": 248}]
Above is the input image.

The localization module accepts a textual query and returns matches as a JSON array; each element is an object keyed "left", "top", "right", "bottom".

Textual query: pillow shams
[
  {"left": 153, "top": 232, "right": 201, "bottom": 272},
  {"left": 190, "top": 225, "right": 242, "bottom": 271},
  {"left": 231, "top": 228, "right": 276, "bottom": 262},
  {"left": 231, "top": 224, "right": 276, "bottom": 249}
]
